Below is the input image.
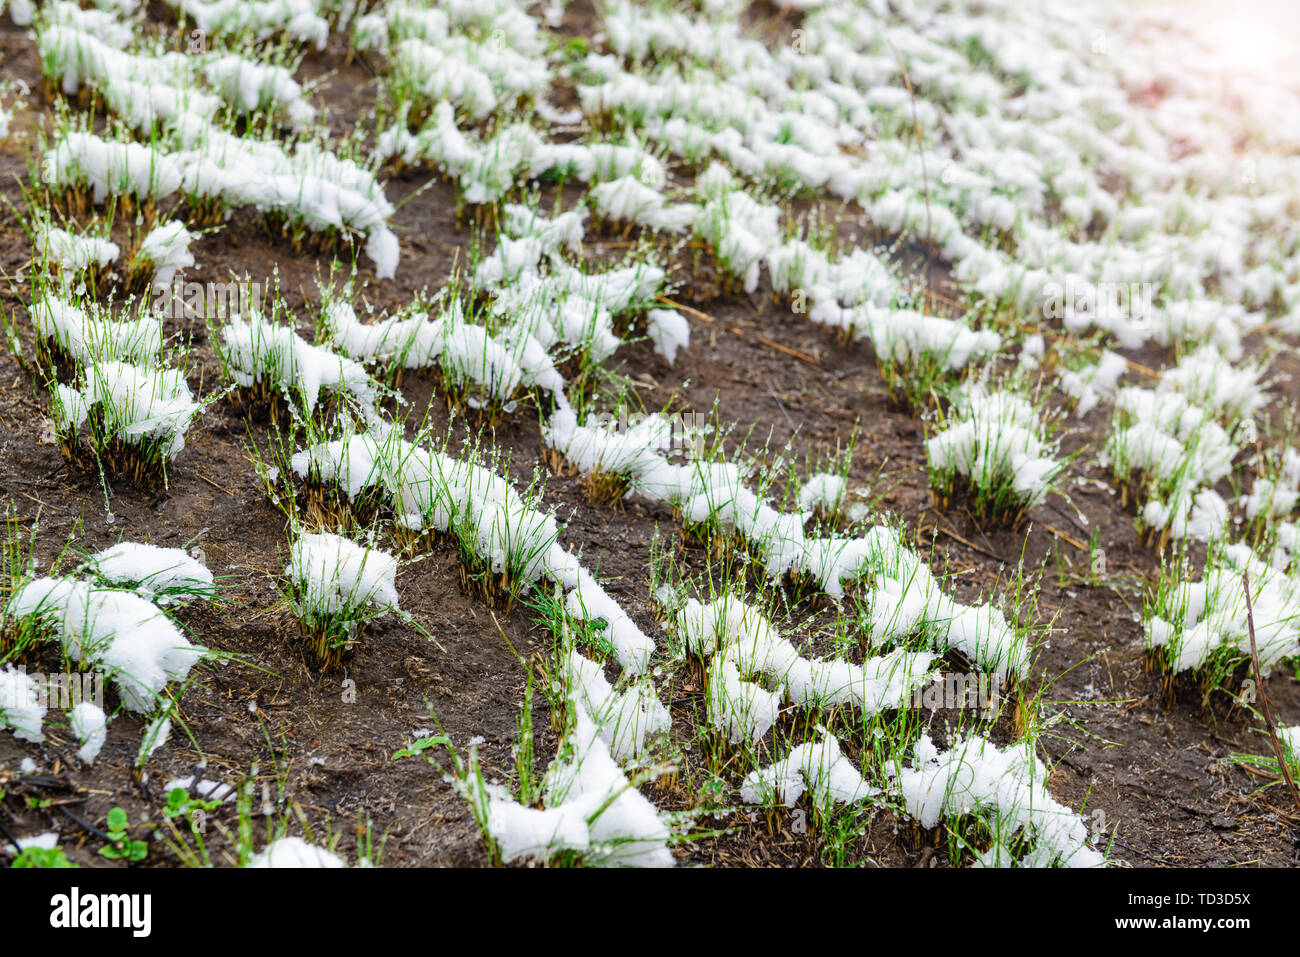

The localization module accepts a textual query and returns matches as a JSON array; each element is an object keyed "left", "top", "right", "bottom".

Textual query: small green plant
[
  {"left": 99, "top": 807, "right": 148, "bottom": 862},
  {"left": 159, "top": 787, "right": 225, "bottom": 868},
  {"left": 392, "top": 734, "right": 450, "bottom": 760}
]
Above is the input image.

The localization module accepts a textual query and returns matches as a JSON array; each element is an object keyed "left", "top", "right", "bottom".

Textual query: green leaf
[
  {"left": 12, "top": 846, "right": 78, "bottom": 869},
  {"left": 392, "top": 735, "right": 450, "bottom": 760},
  {"left": 106, "top": 807, "right": 129, "bottom": 832}
]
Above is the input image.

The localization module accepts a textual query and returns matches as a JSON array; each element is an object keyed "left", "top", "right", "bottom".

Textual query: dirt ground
[{"left": 1, "top": 11, "right": 1298, "bottom": 869}]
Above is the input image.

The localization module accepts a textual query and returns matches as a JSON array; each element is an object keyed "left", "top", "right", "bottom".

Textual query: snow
[
  {"left": 0, "top": 665, "right": 46, "bottom": 742},
  {"left": 485, "top": 798, "right": 590, "bottom": 864},
  {"left": 164, "top": 776, "right": 236, "bottom": 802},
  {"left": 542, "top": 708, "right": 674, "bottom": 867},
  {"left": 563, "top": 568, "right": 656, "bottom": 675},
  {"left": 739, "top": 731, "right": 875, "bottom": 809},
  {"left": 137, "top": 714, "right": 171, "bottom": 764},
  {"left": 69, "top": 702, "right": 108, "bottom": 764},
  {"left": 926, "top": 383, "right": 1062, "bottom": 511},
  {"left": 1145, "top": 544, "right": 1300, "bottom": 674},
  {"left": 675, "top": 593, "right": 939, "bottom": 715},
  {"left": 54, "top": 360, "right": 200, "bottom": 460},
  {"left": 7, "top": 833, "right": 60, "bottom": 854},
  {"left": 464, "top": 706, "right": 674, "bottom": 867},
  {"left": 44, "top": 130, "right": 184, "bottom": 204},
  {"left": 565, "top": 648, "right": 670, "bottom": 759},
  {"left": 137, "top": 221, "right": 196, "bottom": 287},
  {"left": 895, "top": 733, "right": 1103, "bottom": 868},
  {"left": 88, "top": 541, "right": 215, "bottom": 604},
  {"left": 1106, "top": 381, "right": 1240, "bottom": 542},
  {"left": 286, "top": 531, "right": 400, "bottom": 619},
  {"left": 36, "top": 226, "right": 120, "bottom": 273},
  {"left": 202, "top": 53, "right": 316, "bottom": 129},
  {"left": 165, "top": 0, "right": 328, "bottom": 49},
  {"left": 247, "top": 836, "right": 347, "bottom": 868},
  {"left": 30, "top": 294, "right": 162, "bottom": 366},
  {"left": 8, "top": 577, "right": 205, "bottom": 712},
  {"left": 219, "top": 311, "right": 378, "bottom": 413},
  {"left": 706, "top": 655, "right": 781, "bottom": 744},
  {"left": 798, "top": 472, "right": 846, "bottom": 514},
  {"left": 1059, "top": 351, "right": 1127, "bottom": 418}
]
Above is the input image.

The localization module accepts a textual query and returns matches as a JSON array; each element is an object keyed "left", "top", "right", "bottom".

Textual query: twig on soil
[
  {"left": 656, "top": 295, "right": 713, "bottom": 323},
  {"left": 917, "top": 520, "right": 1003, "bottom": 562},
  {"left": 1044, "top": 524, "right": 1088, "bottom": 551},
  {"left": 1242, "top": 571, "right": 1300, "bottom": 819},
  {"left": 18, "top": 491, "right": 66, "bottom": 512},
  {"left": 187, "top": 762, "right": 206, "bottom": 799},
  {"left": 197, "top": 472, "right": 235, "bottom": 497},
  {"left": 749, "top": 332, "right": 819, "bottom": 366},
  {"left": 1239, "top": 763, "right": 1284, "bottom": 782},
  {"left": 719, "top": 318, "right": 821, "bottom": 365}
]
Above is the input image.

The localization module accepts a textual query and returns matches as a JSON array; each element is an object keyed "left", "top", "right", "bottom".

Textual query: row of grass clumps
[
  {"left": 216, "top": 277, "right": 566, "bottom": 669},
  {"left": 411, "top": 520, "right": 1106, "bottom": 867}
]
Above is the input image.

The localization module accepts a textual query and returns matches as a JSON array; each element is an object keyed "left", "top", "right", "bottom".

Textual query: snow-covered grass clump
[
  {"left": 50, "top": 359, "right": 203, "bottom": 487},
  {"left": 456, "top": 707, "right": 676, "bottom": 867},
  {"left": 85, "top": 541, "right": 216, "bottom": 605},
  {"left": 1057, "top": 351, "right": 1127, "bottom": 418},
  {"left": 29, "top": 293, "right": 162, "bottom": 369},
  {"left": 69, "top": 701, "right": 108, "bottom": 764},
  {"left": 862, "top": 310, "right": 1001, "bottom": 413},
  {"left": 41, "top": 91, "right": 397, "bottom": 276},
  {"left": 246, "top": 836, "right": 347, "bottom": 868},
  {"left": 893, "top": 733, "right": 1106, "bottom": 868},
  {"left": 927, "top": 382, "right": 1064, "bottom": 526},
  {"left": 705, "top": 653, "right": 782, "bottom": 745},
  {"left": 5, "top": 566, "right": 210, "bottom": 715},
  {"left": 218, "top": 308, "right": 378, "bottom": 419},
  {"left": 286, "top": 421, "right": 659, "bottom": 672},
  {"left": 284, "top": 530, "right": 400, "bottom": 669},
  {"left": 739, "top": 731, "right": 875, "bottom": 812},
  {"left": 543, "top": 406, "right": 675, "bottom": 504},
  {"left": 1145, "top": 543, "right": 1300, "bottom": 680},
  {"left": 645, "top": 307, "right": 689, "bottom": 364},
  {"left": 133, "top": 220, "right": 196, "bottom": 287},
  {"left": 0, "top": 664, "right": 46, "bottom": 742},
  {"left": 37, "top": 16, "right": 218, "bottom": 135},
  {"left": 35, "top": 224, "right": 119, "bottom": 275},
  {"left": 163, "top": 0, "right": 328, "bottom": 50},
  {"left": 200, "top": 53, "right": 317, "bottom": 129},
  {"left": 322, "top": 293, "right": 565, "bottom": 411},
  {"left": 44, "top": 128, "right": 184, "bottom": 208},
  {"left": 674, "top": 593, "right": 936, "bottom": 732},
  {"left": 564, "top": 649, "right": 669, "bottom": 760},
  {"left": 1105, "top": 380, "right": 1241, "bottom": 546},
  {"left": 171, "top": 115, "right": 400, "bottom": 276}
]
